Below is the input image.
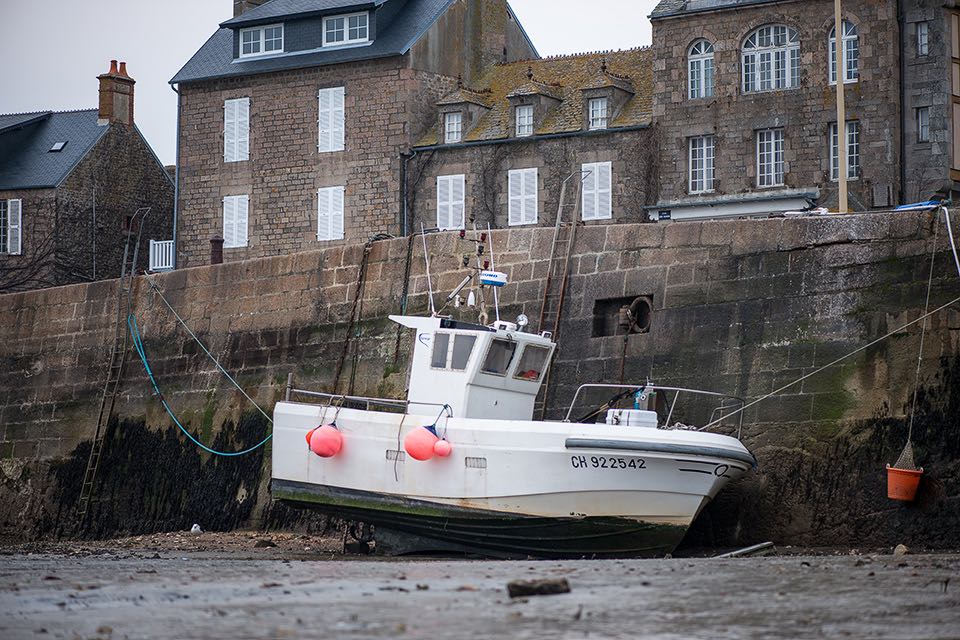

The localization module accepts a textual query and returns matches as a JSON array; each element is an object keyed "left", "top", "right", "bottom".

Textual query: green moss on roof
[{"left": 415, "top": 47, "right": 652, "bottom": 147}]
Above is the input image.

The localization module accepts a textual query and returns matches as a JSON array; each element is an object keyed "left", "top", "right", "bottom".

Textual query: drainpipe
[
  {"left": 171, "top": 83, "right": 181, "bottom": 269},
  {"left": 400, "top": 148, "right": 417, "bottom": 237},
  {"left": 898, "top": 1, "right": 907, "bottom": 205}
]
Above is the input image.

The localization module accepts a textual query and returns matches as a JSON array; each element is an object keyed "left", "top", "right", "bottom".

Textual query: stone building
[
  {"left": 0, "top": 61, "right": 174, "bottom": 292},
  {"left": 171, "top": 0, "right": 537, "bottom": 267},
  {"left": 647, "top": 0, "right": 960, "bottom": 221},
  {"left": 406, "top": 48, "right": 657, "bottom": 232}
]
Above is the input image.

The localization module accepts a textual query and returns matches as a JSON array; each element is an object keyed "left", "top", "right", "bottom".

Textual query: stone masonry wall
[
  {"left": 0, "top": 189, "right": 58, "bottom": 292},
  {"left": 2, "top": 211, "right": 959, "bottom": 548},
  {"left": 176, "top": 58, "right": 457, "bottom": 268},
  {"left": 651, "top": 0, "right": 902, "bottom": 210},
  {"left": 407, "top": 129, "right": 657, "bottom": 231}
]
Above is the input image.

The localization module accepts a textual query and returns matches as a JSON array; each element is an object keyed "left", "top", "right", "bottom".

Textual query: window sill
[
  {"left": 742, "top": 87, "right": 801, "bottom": 96},
  {"left": 688, "top": 190, "right": 716, "bottom": 196},
  {"left": 828, "top": 79, "right": 859, "bottom": 87},
  {"left": 829, "top": 177, "right": 860, "bottom": 183},
  {"left": 582, "top": 215, "right": 613, "bottom": 222},
  {"left": 507, "top": 221, "right": 539, "bottom": 227}
]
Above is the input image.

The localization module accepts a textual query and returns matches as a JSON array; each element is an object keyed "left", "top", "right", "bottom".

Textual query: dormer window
[
  {"left": 588, "top": 97, "right": 608, "bottom": 130},
  {"left": 515, "top": 105, "right": 534, "bottom": 137},
  {"left": 240, "top": 24, "right": 283, "bottom": 58},
  {"left": 323, "top": 12, "right": 369, "bottom": 47},
  {"left": 444, "top": 112, "right": 462, "bottom": 143}
]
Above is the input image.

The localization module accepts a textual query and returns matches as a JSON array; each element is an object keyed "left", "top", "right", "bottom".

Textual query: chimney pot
[
  {"left": 119, "top": 62, "right": 129, "bottom": 77},
  {"left": 98, "top": 59, "right": 135, "bottom": 126},
  {"left": 109, "top": 59, "right": 119, "bottom": 74}
]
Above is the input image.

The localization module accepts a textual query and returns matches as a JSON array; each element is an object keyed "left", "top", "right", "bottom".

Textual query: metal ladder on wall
[
  {"left": 77, "top": 209, "right": 149, "bottom": 523},
  {"left": 533, "top": 173, "right": 583, "bottom": 420}
]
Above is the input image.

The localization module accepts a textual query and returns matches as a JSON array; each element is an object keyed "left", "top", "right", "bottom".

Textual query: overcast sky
[{"left": 0, "top": 1, "right": 659, "bottom": 166}]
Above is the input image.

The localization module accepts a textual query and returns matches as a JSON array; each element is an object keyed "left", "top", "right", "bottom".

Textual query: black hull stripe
[{"left": 566, "top": 438, "right": 757, "bottom": 468}]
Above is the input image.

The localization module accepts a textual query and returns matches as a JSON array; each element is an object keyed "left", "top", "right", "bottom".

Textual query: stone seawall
[{"left": 2, "top": 211, "right": 959, "bottom": 547}]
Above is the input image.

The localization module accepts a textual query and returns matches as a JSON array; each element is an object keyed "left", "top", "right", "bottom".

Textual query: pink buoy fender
[
  {"left": 433, "top": 439, "right": 453, "bottom": 458},
  {"left": 308, "top": 424, "right": 343, "bottom": 458},
  {"left": 404, "top": 425, "right": 439, "bottom": 461}
]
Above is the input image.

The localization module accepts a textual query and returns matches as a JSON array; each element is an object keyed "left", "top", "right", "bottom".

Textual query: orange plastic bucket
[{"left": 886, "top": 465, "right": 923, "bottom": 501}]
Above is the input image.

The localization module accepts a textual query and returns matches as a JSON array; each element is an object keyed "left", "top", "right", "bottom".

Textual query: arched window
[
  {"left": 742, "top": 25, "right": 800, "bottom": 93},
  {"left": 689, "top": 39, "right": 715, "bottom": 99},
  {"left": 829, "top": 20, "right": 859, "bottom": 84}
]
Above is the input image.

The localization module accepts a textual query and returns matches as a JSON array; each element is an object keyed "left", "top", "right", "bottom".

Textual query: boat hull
[
  {"left": 271, "top": 401, "right": 754, "bottom": 558},
  {"left": 273, "top": 479, "right": 687, "bottom": 559}
]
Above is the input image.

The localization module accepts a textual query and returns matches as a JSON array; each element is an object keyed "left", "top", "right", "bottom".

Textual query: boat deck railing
[
  {"left": 285, "top": 377, "right": 452, "bottom": 417},
  {"left": 564, "top": 384, "right": 745, "bottom": 439}
]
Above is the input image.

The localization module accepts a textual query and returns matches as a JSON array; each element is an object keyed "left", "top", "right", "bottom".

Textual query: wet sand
[{"left": 1, "top": 537, "right": 957, "bottom": 639}]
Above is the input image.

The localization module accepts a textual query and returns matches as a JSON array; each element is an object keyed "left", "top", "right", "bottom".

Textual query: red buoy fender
[{"left": 309, "top": 424, "right": 343, "bottom": 458}]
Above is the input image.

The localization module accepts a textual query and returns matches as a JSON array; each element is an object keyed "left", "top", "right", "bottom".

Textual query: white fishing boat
[{"left": 271, "top": 310, "right": 755, "bottom": 558}]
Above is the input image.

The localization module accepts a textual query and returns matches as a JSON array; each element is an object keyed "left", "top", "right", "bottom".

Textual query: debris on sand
[
  {"left": 894, "top": 544, "right": 909, "bottom": 557},
  {"left": 506, "top": 578, "right": 571, "bottom": 598}
]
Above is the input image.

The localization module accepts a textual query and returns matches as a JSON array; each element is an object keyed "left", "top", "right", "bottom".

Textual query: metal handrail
[
  {"left": 563, "top": 383, "right": 745, "bottom": 438},
  {"left": 285, "top": 383, "right": 454, "bottom": 417}
]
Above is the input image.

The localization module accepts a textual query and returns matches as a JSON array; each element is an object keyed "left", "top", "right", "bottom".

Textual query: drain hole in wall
[{"left": 592, "top": 296, "right": 652, "bottom": 337}]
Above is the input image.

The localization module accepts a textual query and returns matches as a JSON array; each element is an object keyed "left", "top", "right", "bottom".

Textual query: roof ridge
[
  {"left": 0, "top": 107, "right": 97, "bottom": 117},
  {"left": 496, "top": 45, "right": 652, "bottom": 66}
]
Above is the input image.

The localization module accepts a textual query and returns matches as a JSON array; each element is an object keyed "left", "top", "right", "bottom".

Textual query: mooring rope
[{"left": 128, "top": 314, "right": 272, "bottom": 456}]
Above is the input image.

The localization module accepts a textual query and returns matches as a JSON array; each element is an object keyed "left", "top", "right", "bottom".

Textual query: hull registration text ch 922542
[{"left": 570, "top": 455, "right": 647, "bottom": 470}]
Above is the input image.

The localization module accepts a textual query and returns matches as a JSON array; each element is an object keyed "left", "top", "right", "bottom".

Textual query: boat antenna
[
  {"left": 420, "top": 222, "right": 437, "bottom": 316},
  {"left": 487, "top": 222, "right": 500, "bottom": 322}
]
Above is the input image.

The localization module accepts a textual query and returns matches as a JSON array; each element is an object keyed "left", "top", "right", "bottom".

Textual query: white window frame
[
  {"left": 222, "top": 195, "right": 249, "bottom": 249},
  {"left": 588, "top": 97, "right": 608, "bottom": 130},
  {"left": 436, "top": 174, "right": 466, "bottom": 231},
  {"left": 239, "top": 24, "right": 284, "bottom": 58},
  {"left": 508, "top": 168, "right": 538, "bottom": 226},
  {"left": 742, "top": 25, "right": 800, "bottom": 93},
  {"left": 444, "top": 112, "right": 462, "bottom": 143},
  {"left": 1, "top": 199, "right": 22, "bottom": 256},
  {"left": 756, "top": 128, "right": 785, "bottom": 188},
  {"left": 688, "top": 39, "right": 715, "bottom": 100},
  {"left": 318, "top": 86, "right": 345, "bottom": 153},
  {"left": 829, "top": 121, "right": 860, "bottom": 181},
  {"left": 322, "top": 12, "right": 370, "bottom": 47},
  {"left": 317, "top": 186, "right": 345, "bottom": 241},
  {"left": 917, "top": 22, "right": 929, "bottom": 57},
  {"left": 223, "top": 97, "right": 250, "bottom": 163},
  {"left": 917, "top": 107, "right": 931, "bottom": 143},
  {"left": 829, "top": 20, "right": 859, "bottom": 85},
  {"left": 689, "top": 136, "right": 716, "bottom": 194},
  {"left": 515, "top": 105, "right": 534, "bottom": 137},
  {"left": 581, "top": 161, "right": 613, "bottom": 221}
]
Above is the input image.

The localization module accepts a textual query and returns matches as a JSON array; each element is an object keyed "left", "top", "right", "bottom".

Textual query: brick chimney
[
  {"left": 233, "top": 0, "right": 268, "bottom": 17},
  {"left": 97, "top": 59, "right": 135, "bottom": 126}
]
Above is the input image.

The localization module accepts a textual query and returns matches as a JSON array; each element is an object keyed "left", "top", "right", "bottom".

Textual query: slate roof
[
  {"left": 436, "top": 87, "right": 493, "bottom": 108},
  {"left": 221, "top": 0, "right": 388, "bottom": 27},
  {"left": 0, "top": 110, "right": 108, "bottom": 190},
  {"left": 171, "top": 0, "right": 456, "bottom": 84},
  {"left": 415, "top": 48, "right": 652, "bottom": 147},
  {"left": 651, "top": 0, "right": 792, "bottom": 19}
]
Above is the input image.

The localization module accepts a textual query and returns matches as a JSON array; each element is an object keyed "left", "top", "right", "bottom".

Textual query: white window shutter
[
  {"left": 8, "top": 199, "right": 22, "bottom": 255},
  {"left": 597, "top": 162, "right": 612, "bottom": 219},
  {"left": 451, "top": 175, "right": 465, "bottom": 229},
  {"left": 436, "top": 176, "right": 450, "bottom": 229},
  {"left": 508, "top": 170, "right": 522, "bottom": 226},
  {"left": 237, "top": 195, "right": 249, "bottom": 246},
  {"left": 317, "top": 189, "right": 330, "bottom": 240},
  {"left": 224, "top": 100, "right": 237, "bottom": 162},
  {"left": 237, "top": 98, "right": 250, "bottom": 161},
  {"left": 318, "top": 187, "right": 344, "bottom": 240},
  {"left": 223, "top": 196, "right": 236, "bottom": 248},
  {"left": 318, "top": 87, "right": 345, "bottom": 153},
  {"left": 331, "top": 186, "right": 344, "bottom": 240},
  {"left": 582, "top": 163, "right": 598, "bottom": 220},
  {"left": 523, "top": 168, "right": 537, "bottom": 224}
]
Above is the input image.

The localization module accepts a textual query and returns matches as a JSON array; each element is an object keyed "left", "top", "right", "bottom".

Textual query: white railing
[{"left": 149, "top": 240, "right": 175, "bottom": 271}]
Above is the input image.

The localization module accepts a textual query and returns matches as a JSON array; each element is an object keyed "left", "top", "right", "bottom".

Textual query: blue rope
[{"left": 127, "top": 314, "right": 272, "bottom": 457}]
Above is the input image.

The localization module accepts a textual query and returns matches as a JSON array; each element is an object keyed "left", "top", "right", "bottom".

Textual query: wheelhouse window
[
  {"left": 689, "top": 135, "right": 715, "bottom": 193},
  {"left": 431, "top": 333, "right": 477, "bottom": 371},
  {"left": 513, "top": 345, "right": 550, "bottom": 382},
  {"left": 444, "top": 112, "right": 462, "bottom": 143},
  {"left": 515, "top": 105, "right": 534, "bottom": 137},
  {"left": 323, "top": 12, "right": 369, "bottom": 47},
  {"left": 688, "top": 39, "right": 715, "bottom": 99},
  {"left": 829, "top": 20, "right": 859, "bottom": 85},
  {"left": 588, "top": 97, "right": 608, "bottom": 130},
  {"left": 757, "top": 128, "right": 785, "bottom": 187},
  {"left": 742, "top": 25, "right": 800, "bottom": 93},
  {"left": 240, "top": 24, "right": 283, "bottom": 57},
  {"left": 830, "top": 121, "right": 860, "bottom": 181},
  {"left": 481, "top": 339, "right": 517, "bottom": 376}
]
